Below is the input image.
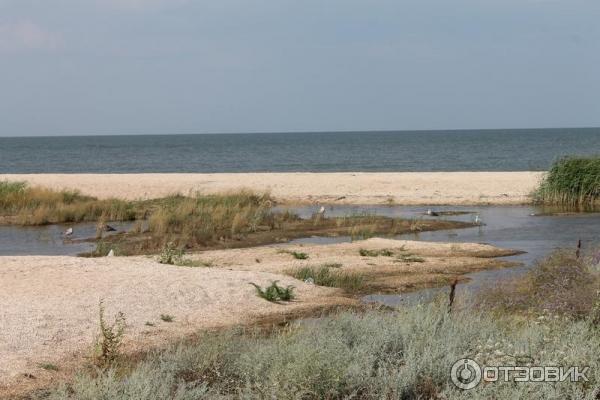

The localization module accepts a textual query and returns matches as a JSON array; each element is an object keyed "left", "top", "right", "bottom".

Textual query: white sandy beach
[
  {"left": 0, "top": 238, "right": 516, "bottom": 393},
  {"left": 0, "top": 171, "right": 542, "bottom": 205}
]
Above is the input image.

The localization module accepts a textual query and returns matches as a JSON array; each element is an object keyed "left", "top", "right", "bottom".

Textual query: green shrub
[{"left": 250, "top": 281, "right": 295, "bottom": 302}]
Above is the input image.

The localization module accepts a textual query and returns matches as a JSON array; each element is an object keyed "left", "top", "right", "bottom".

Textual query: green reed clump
[
  {"left": 290, "top": 265, "right": 365, "bottom": 293},
  {"left": 535, "top": 156, "right": 600, "bottom": 207}
]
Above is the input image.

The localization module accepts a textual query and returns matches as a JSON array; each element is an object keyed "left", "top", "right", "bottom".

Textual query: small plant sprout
[
  {"left": 160, "top": 314, "right": 175, "bottom": 323},
  {"left": 250, "top": 281, "right": 295, "bottom": 302},
  {"left": 278, "top": 249, "right": 309, "bottom": 260},
  {"left": 38, "top": 363, "right": 59, "bottom": 371},
  {"left": 158, "top": 242, "right": 184, "bottom": 265}
]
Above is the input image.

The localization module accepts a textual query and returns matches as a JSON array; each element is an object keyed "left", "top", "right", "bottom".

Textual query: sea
[{"left": 0, "top": 127, "right": 599, "bottom": 173}]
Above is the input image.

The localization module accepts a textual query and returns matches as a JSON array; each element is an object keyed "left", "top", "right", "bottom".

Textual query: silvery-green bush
[{"left": 43, "top": 298, "right": 599, "bottom": 400}]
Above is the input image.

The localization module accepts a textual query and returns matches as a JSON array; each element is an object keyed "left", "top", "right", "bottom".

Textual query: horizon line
[{"left": 1, "top": 126, "right": 599, "bottom": 139}]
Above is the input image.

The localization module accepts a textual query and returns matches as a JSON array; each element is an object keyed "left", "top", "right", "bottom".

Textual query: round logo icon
[{"left": 450, "top": 358, "right": 482, "bottom": 390}]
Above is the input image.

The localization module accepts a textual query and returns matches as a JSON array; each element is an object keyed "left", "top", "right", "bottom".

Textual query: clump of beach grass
[
  {"left": 0, "top": 181, "right": 138, "bottom": 225},
  {"left": 146, "top": 191, "right": 278, "bottom": 244},
  {"left": 277, "top": 249, "right": 309, "bottom": 260},
  {"left": 290, "top": 265, "right": 365, "bottom": 293},
  {"left": 535, "top": 156, "right": 600, "bottom": 207},
  {"left": 359, "top": 248, "right": 394, "bottom": 257}
]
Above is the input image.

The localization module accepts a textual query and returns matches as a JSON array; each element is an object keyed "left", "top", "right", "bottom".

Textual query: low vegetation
[
  {"left": 31, "top": 249, "right": 600, "bottom": 399},
  {"left": 96, "top": 301, "right": 126, "bottom": 367},
  {"left": 535, "top": 156, "right": 600, "bottom": 207},
  {"left": 250, "top": 281, "right": 295, "bottom": 302},
  {"left": 479, "top": 249, "right": 600, "bottom": 318},
  {"left": 278, "top": 249, "right": 310, "bottom": 259},
  {"left": 160, "top": 314, "right": 175, "bottom": 323},
  {"left": 0, "top": 181, "right": 138, "bottom": 225},
  {"left": 289, "top": 265, "right": 365, "bottom": 293},
  {"left": 359, "top": 248, "right": 395, "bottom": 257}
]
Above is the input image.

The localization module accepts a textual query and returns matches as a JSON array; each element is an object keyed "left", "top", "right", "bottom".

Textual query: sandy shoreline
[
  {"left": 0, "top": 238, "right": 518, "bottom": 395},
  {"left": 0, "top": 172, "right": 542, "bottom": 205}
]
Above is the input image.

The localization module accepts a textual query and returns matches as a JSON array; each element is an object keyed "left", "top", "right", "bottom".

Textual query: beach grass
[
  {"left": 535, "top": 156, "right": 600, "bottom": 207},
  {"left": 289, "top": 265, "right": 365, "bottom": 293},
  {"left": 0, "top": 181, "right": 138, "bottom": 225}
]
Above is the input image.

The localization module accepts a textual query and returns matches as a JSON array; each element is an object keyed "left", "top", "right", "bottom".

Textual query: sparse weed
[
  {"left": 38, "top": 363, "right": 59, "bottom": 371},
  {"left": 278, "top": 249, "right": 309, "bottom": 260},
  {"left": 359, "top": 248, "right": 394, "bottom": 257},
  {"left": 158, "top": 242, "right": 184, "bottom": 265},
  {"left": 250, "top": 281, "right": 295, "bottom": 302},
  {"left": 97, "top": 300, "right": 126, "bottom": 367},
  {"left": 160, "top": 314, "right": 174, "bottom": 323}
]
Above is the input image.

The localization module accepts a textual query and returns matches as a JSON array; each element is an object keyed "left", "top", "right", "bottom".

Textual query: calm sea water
[{"left": 1, "top": 128, "right": 599, "bottom": 173}]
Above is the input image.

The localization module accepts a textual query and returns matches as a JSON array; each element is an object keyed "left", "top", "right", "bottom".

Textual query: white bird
[
  {"left": 318, "top": 206, "right": 326, "bottom": 216},
  {"left": 304, "top": 277, "right": 315, "bottom": 285},
  {"left": 107, "top": 249, "right": 114, "bottom": 257},
  {"left": 63, "top": 227, "right": 73, "bottom": 236},
  {"left": 426, "top": 209, "right": 439, "bottom": 216},
  {"left": 474, "top": 215, "right": 481, "bottom": 225}
]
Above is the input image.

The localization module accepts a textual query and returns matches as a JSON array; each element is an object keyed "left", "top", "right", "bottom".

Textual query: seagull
[
  {"left": 63, "top": 227, "right": 73, "bottom": 236},
  {"left": 474, "top": 215, "right": 481, "bottom": 225},
  {"left": 318, "top": 206, "right": 326, "bottom": 216},
  {"left": 426, "top": 209, "right": 439, "bottom": 217},
  {"left": 107, "top": 249, "right": 114, "bottom": 257},
  {"left": 103, "top": 224, "right": 117, "bottom": 232}
]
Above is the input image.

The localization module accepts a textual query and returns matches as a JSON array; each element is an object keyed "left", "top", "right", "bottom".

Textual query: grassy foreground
[
  {"left": 536, "top": 156, "right": 600, "bottom": 207},
  {"left": 36, "top": 250, "right": 600, "bottom": 400}
]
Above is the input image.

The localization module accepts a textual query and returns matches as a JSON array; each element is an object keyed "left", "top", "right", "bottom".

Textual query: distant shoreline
[{"left": 0, "top": 172, "right": 542, "bottom": 205}]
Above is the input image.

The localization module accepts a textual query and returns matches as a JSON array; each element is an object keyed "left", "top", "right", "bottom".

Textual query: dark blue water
[{"left": 1, "top": 128, "right": 599, "bottom": 173}]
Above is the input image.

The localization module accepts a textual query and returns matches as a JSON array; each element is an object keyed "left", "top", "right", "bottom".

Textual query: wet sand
[{"left": 0, "top": 172, "right": 542, "bottom": 205}]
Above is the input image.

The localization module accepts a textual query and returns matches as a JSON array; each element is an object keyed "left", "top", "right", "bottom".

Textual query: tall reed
[{"left": 535, "top": 156, "right": 600, "bottom": 207}]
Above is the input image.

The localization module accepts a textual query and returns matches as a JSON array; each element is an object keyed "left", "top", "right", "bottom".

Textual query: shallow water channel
[
  {"left": 1, "top": 205, "right": 599, "bottom": 306},
  {"left": 278, "top": 205, "right": 600, "bottom": 306}
]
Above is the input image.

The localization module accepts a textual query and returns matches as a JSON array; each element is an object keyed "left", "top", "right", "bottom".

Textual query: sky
[{"left": 0, "top": 0, "right": 599, "bottom": 137}]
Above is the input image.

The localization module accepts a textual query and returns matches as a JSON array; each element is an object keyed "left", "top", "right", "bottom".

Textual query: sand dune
[{"left": 0, "top": 172, "right": 542, "bottom": 205}]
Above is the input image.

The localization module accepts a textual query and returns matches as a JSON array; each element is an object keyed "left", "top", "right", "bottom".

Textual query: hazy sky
[{"left": 1, "top": 0, "right": 599, "bottom": 136}]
